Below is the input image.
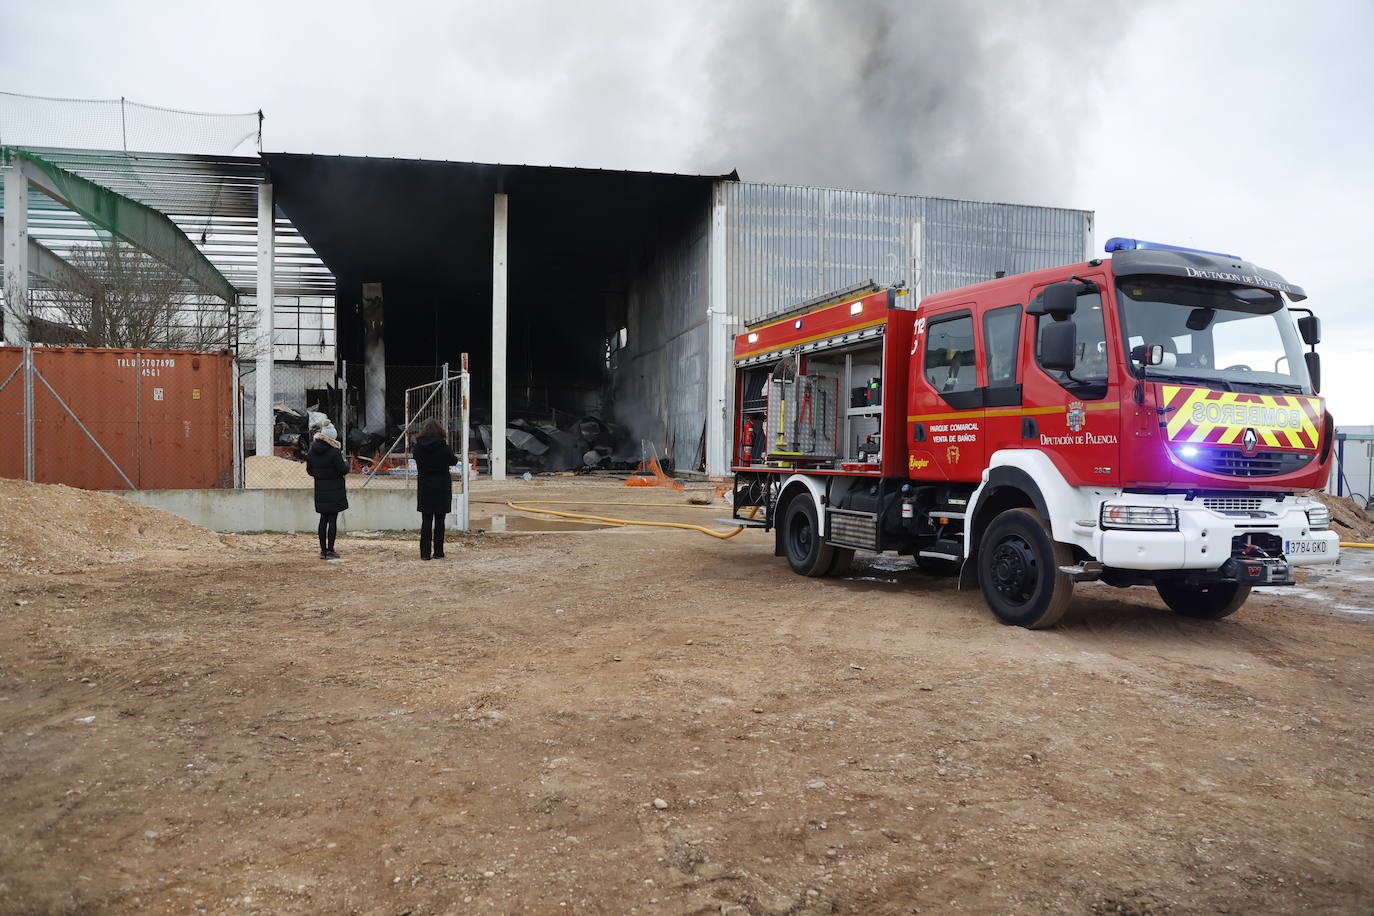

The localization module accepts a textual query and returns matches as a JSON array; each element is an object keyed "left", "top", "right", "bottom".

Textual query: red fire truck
[{"left": 729, "top": 238, "right": 1338, "bottom": 628}]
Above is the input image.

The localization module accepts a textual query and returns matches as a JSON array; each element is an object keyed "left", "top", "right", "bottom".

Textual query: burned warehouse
[{"left": 260, "top": 155, "right": 1093, "bottom": 477}]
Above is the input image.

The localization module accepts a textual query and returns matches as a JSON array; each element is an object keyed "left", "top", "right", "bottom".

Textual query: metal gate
[{"left": 360, "top": 356, "right": 471, "bottom": 531}]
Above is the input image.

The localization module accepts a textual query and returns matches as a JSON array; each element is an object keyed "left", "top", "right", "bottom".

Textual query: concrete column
[
  {"left": 705, "top": 182, "right": 729, "bottom": 477},
  {"left": 255, "top": 182, "right": 276, "bottom": 457},
  {"left": 2, "top": 163, "right": 30, "bottom": 346},
  {"left": 491, "top": 192, "right": 508, "bottom": 480}
]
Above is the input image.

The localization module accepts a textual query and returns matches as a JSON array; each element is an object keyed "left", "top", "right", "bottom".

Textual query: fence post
[
  {"left": 231, "top": 358, "right": 243, "bottom": 488},
  {"left": 440, "top": 361, "right": 450, "bottom": 437},
  {"left": 460, "top": 352, "right": 470, "bottom": 532},
  {"left": 135, "top": 352, "right": 143, "bottom": 488},
  {"left": 339, "top": 358, "right": 348, "bottom": 460},
  {"left": 23, "top": 344, "right": 35, "bottom": 482}
]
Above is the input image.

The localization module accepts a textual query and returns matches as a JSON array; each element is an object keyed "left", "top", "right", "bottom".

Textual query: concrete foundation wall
[{"left": 120, "top": 487, "right": 452, "bottom": 533}]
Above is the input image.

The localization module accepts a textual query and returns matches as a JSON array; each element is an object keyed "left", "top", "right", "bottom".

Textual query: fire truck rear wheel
[
  {"left": 977, "top": 508, "right": 1073, "bottom": 629},
  {"left": 826, "top": 547, "right": 855, "bottom": 576},
  {"left": 782, "top": 496, "right": 836, "bottom": 577},
  {"left": 1155, "top": 580, "right": 1250, "bottom": 619}
]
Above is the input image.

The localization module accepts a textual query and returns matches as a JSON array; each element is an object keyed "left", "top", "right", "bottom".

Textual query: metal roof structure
[{"left": 2, "top": 146, "right": 332, "bottom": 297}]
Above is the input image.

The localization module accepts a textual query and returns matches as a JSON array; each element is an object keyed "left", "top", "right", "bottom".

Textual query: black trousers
[
  {"left": 318, "top": 511, "right": 338, "bottom": 551},
  {"left": 421, "top": 512, "right": 446, "bottom": 558}
]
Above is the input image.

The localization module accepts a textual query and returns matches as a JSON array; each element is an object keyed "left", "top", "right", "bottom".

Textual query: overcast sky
[{"left": 4, "top": 0, "right": 1371, "bottom": 424}]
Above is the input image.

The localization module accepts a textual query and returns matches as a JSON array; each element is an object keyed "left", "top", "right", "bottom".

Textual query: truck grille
[
  {"left": 1184, "top": 448, "right": 1312, "bottom": 478},
  {"left": 1202, "top": 497, "right": 1264, "bottom": 512}
]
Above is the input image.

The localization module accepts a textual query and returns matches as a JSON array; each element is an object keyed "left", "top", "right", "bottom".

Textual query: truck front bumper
[{"left": 1093, "top": 493, "right": 1339, "bottom": 577}]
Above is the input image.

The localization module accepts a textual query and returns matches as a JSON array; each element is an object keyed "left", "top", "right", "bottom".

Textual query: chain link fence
[
  {"left": 0, "top": 345, "right": 237, "bottom": 490},
  {"left": 237, "top": 360, "right": 471, "bottom": 527}
]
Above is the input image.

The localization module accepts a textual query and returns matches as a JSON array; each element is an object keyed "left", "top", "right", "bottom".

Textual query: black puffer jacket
[
  {"left": 305, "top": 437, "right": 350, "bottom": 513},
  {"left": 413, "top": 434, "right": 458, "bottom": 514}
]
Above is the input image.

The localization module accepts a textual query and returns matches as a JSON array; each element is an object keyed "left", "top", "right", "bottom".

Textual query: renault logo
[{"left": 1241, "top": 427, "right": 1259, "bottom": 456}]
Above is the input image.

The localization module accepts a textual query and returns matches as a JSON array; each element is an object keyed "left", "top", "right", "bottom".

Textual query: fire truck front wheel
[
  {"left": 782, "top": 497, "right": 837, "bottom": 577},
  {"left": 1155, "top": 579, "right": 1250, "bottom": 620},
  {"left": 977, "top": 508, "right": 1074, "bottom": 629}
]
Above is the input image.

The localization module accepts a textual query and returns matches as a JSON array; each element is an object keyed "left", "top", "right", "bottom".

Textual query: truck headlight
[
  {"left": 1306, "top": 504, "right": 1330, "bottom": 530},
  {"left": 1100, "top": 504, "right": 1179, "bottom": 531}
]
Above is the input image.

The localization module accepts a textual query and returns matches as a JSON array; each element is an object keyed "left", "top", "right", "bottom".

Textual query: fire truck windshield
[{"left": 1116, "top": 276, "right": 1312, "bottom": 394}]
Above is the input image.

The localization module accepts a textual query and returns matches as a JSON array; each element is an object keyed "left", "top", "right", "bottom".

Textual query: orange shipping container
[{"left": 0, "top": 347, "right": 236, "bottom": 490}]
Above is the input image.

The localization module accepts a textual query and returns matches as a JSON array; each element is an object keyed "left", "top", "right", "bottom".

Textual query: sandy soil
[{"left": 0, "top": 478, "right": 1370, "bottom": 914}]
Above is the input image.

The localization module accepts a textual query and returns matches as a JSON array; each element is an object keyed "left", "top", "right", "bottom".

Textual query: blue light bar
[{"left": 1105, "top": 237, "right": 1240, "bottom": 260}]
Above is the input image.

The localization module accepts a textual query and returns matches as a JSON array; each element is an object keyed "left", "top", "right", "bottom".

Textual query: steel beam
[
  {"left": 706, "top": 182, "right": 729, "bottom": 477},
  {"left": 2, "top": 147, "right": 238, "bottom": 304},
  {"left": 254, "top": 182, "right": 276, "bottom": 459},
  {"left": 491, "top": 192, "right": 508, "bottom": 481},
  {"left": 0, "top": 215, "right": 100, "bottom": 296},
  {"left": 2, "top": 163, "right": 30, "bottom": 345}
]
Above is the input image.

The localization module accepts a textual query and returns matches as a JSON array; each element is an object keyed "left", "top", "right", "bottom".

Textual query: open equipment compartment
[{"left": 738, "top": 332, "right": 889, "bottom": 470}]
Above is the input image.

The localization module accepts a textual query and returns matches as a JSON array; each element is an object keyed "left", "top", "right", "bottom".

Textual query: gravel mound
[
  {"left": 1312, "top": 491, "right": 1374, "bottom": 541},
  {"left": 245, "top": 454, "right": 312, "bottom": 488},
  {"left": 0, "top": 478, "right": 225, "bottom": 576}
]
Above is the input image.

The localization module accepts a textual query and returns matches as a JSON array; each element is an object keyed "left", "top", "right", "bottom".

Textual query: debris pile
[
  {"left": 0, "top": 478, "right": 224, "bottom": 576},
  {"left": 479, "top": 415, "right": 658, "bottom": 474}
]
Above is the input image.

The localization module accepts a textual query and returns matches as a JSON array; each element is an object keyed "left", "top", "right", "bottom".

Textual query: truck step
[
  {"left": 930, "top": 509, "right": 967, "bottom": 520},
  {"left": 918, "top": 550, "right": 961, "bottom": 561},
  {"left": 1058, "top": 561, "right": 1104, "bottom": 582},
  {"left": 718, "top": 516, "right": 768, "bottom": 528}
]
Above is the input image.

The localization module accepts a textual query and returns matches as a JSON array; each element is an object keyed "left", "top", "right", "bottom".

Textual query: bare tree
[{"left": 7, "top": 240, "right": 244, "bottom": 351}]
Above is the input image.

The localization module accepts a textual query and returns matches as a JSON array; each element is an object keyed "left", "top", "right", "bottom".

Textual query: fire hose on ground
[
  {"left": 478, "top": 499, "right": 1373, "bottom": 547},
  {"left": 480, "top": 500, "right": 760, "bottom": 540}
]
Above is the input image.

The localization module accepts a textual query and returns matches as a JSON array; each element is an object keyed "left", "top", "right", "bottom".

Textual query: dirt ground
[{"left": 1, "top": 477, "right": 1371, "bottom": 914}]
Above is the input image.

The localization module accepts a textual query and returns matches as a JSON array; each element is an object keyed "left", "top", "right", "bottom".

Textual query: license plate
[{"left": 1285, "top": 538, "right": 1329, "bottom": 555}]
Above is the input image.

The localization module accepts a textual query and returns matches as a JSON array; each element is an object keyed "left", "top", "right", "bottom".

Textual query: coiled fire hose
[{"left": 500, "top": 500, "right": 757, "bottom": 540}]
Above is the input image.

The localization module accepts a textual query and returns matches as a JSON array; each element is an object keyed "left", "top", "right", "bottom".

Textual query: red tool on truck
[{"left": 729, "top": 238, "right": 1338, "bottom": 628}]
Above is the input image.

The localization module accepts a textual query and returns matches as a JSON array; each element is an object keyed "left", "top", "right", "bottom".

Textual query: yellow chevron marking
[{"left": 1162, "top": 385, "right": 1319, "bottom": 450}]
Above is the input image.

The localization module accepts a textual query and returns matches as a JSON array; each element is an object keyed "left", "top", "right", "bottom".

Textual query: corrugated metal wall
[
  {"left": 608, "top": 204, "right": 713, "bottom": 470},
  {"left": 607, "top": 182, "right": 1091, "bottom": 472},
  {"left": 725, "top": 182, "right": 1091, "bottom": 326}
]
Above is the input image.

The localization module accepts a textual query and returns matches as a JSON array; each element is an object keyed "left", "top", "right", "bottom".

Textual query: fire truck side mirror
[
  {"left": 1131, "top": 343, "right": 1166, "bottom": 367},
  {"left": 1040, "top": 320, "right": 1078, "bottom": 372},
  {"left": 1305, "top": 351, "right": 1321, "bottom": 393},
  {"left": 1296, "top": 314, "right": 1321, "bottom": 346},
  {"left": 1029, "top": 281, "right": 1079, "bottom": 319}
]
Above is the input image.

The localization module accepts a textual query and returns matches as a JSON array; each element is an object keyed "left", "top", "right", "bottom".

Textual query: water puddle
[
  {"left": 1334, "top": 605, "right": 1374, "bottom": 616},
  {"left": 843, "top": 575, "right": 901, "bottom": 585},
  {"left": 474, "top": 513, "right": 611, "bottom": 533}
]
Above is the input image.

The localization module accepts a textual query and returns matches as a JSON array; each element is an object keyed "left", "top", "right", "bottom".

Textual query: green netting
[{"left": 2, "top": 147, "right": 238, "bottom": 303}]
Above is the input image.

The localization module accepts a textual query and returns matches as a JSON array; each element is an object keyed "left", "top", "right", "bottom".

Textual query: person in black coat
[
  {"left": 412, "top": 418, "right": 458, "bottom": 560},
  {"left": 304, "top": 421, "right": 349, "bottom": 560}
]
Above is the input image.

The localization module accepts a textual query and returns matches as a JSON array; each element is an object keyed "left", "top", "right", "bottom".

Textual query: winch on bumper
[{"left": 1085, "top": 493, "right": 1338, "bottom": 584}]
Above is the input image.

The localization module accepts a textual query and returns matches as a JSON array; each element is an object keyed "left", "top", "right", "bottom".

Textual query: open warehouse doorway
[{"left": 263, "top": 154, "right": 728, "bottom": 476}]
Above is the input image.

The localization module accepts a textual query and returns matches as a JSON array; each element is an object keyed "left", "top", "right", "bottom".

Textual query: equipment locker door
[{"left": 908, "top": 307, "right": 985, "bottom": 482}]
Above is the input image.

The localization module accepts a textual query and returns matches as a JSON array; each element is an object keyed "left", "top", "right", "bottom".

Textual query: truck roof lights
[{"left": 1105, "top": 237, "right": 1240, "bottom": 260}]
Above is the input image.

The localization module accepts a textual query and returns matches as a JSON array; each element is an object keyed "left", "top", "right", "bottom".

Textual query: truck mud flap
[{"left": 826, "top": 508, "right": 878, "bottom": 551}]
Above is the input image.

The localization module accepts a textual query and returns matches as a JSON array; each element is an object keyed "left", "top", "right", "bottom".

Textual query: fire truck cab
[{"left": 730, "top": 239, "right": 1338, "bottom": 628}]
